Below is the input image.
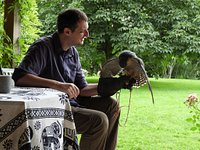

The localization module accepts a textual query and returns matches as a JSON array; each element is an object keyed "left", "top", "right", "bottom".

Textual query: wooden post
[{"left": 4, "top": 0, "right": 20, "bottom": 66}]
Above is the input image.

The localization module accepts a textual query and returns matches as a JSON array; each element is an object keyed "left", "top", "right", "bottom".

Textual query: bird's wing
[
  {"left": 100, "top": 57, "right": 122, "bottom": 78},
  {"left": 124, "top": 57, "right": 147, "bottom": 87},
  {"left": 99, "top": 52, "right": 155, "bottom": 104},
  {"left": 124, "top": 57, "right": 154, "bottom": 104}
]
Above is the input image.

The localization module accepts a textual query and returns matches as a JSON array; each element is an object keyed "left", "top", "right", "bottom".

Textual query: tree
[
  {"left": 0, "top": 0, "right": 41, "bottom": 68},
  {"left": 77, "top": 0, "right": 160, "bottom": 74},
  {"left": 140, "top": 0, "right": 200, "bottom": 78},
  {"left": 36, "top": 0, "right": 200, "bottom": 78},
  {"left": 79, "top": 0, "right": 200, "bottom": 78}
]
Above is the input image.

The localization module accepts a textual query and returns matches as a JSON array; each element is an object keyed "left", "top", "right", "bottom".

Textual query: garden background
[{"left": 1, "top": 0, "right": 200, "bottom": 149}]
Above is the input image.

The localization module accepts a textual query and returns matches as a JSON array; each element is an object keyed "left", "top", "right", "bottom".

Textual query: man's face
[{"left": 70, "top": 20, "right": 89, "bottom": 46}]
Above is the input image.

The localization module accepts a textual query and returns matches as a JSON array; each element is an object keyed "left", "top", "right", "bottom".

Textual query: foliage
[
  {"left": 185, "top": 93, "right": 200, "bottom": 133},
  {"left": 129, "top": 0, "right": 200, "bottom": 78},
  {"left": 80, "top": 0, "right": 159, "bottom": 58},
  {"left": 8, "top": 0, "right": 200, "bottom": 78},
  {"left": 0, "top": 1, "right": 12, "bottom": 67},
  {"left": 0, "top": 0, "right": 41, "bottom": 68},
  {"left": 77, "top": 41, "right": 106, "bottom": 75},
  {"left": 36, "top": 0, "right": 83, "bottom": 35},
  {"left": 79, "top": 0, "right": 200, "bottom": 77},
  {"left": 17, "top": 0, "right": 41, "bottom": 57}
]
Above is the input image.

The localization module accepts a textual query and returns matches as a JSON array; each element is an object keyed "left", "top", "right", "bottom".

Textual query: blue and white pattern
[{"left": 0, "top": 87, "right": 79, "bottom": 150}]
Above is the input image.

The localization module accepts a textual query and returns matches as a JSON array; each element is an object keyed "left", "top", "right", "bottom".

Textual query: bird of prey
[{"left": 100, "top": 50, "right": 154, "bottom": 104}]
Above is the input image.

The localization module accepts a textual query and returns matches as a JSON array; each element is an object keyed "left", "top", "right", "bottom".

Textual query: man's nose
[{"left": 84, "top": 30, "right": 89, "bottom": 37}]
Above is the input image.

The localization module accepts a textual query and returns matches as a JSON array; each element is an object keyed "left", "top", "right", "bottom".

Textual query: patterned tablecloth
[{"left": 0, "top": 87, "right": 79, "bottom": 150}]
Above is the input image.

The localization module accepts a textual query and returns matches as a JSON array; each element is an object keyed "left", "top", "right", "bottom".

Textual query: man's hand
[{"left": 54, "top": 82, "right": 80, "bottom": 99}]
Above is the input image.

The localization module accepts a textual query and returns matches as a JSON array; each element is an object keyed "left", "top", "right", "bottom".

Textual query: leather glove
[
  {"left": 0, "top": 67, "right": 2, "bottom": 75},
  {"left": 97, "top": 76, "right": 135, "bottom": 97}
]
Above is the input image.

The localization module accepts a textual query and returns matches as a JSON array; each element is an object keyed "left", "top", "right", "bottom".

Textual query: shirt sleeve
[
  {"left": 73, "top": 48, "right": 88, "bottom": 89},
  {"left": 12, "top": 41, "right": 48, "bottom": 82}
]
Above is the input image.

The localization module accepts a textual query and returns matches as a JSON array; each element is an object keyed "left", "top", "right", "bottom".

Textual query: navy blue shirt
[{"left": 12, "top": 32, "right": 88, "bottom": 106}]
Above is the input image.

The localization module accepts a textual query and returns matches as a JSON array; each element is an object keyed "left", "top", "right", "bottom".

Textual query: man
[{"left": 12, "top": 8, "right": 120, "bottom": 150}]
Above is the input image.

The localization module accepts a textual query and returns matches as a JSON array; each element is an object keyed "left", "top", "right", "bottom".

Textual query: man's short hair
[{"left": 57, "top": 8, "right": 88, "bottom": 33}]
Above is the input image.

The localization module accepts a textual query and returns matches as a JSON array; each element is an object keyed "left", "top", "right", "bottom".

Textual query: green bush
[{"left": 0, "top": 0, "right": 41, "bottom": 68}]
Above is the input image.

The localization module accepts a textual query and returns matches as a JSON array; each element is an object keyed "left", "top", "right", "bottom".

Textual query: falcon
[{"left": 98, "top": 50, "right": 154, "bottom": 104}]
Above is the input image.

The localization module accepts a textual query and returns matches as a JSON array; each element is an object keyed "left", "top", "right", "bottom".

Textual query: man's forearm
[
  {"left": 15, "top": 73, "right": 80, "bottom": 99},
  {"left": 80, "top": 84, "right": 98, "bottom": 97},
  {"left": 16, "top": 73, "right": 58, "bottom": 89}
]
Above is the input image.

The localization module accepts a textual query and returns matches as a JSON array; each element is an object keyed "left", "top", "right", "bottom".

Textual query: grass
[{"left": 86, "top": 77, "right": 200, "bottom": 150}]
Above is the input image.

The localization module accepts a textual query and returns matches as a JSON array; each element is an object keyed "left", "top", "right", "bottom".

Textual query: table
[{"left": 0, "top": 87, "right": 79, "bottom": 150}]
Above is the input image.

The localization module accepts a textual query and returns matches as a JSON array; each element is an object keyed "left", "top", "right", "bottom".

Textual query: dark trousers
[{"left": 72, "top": 96, "right": 120, "bottom": 150}]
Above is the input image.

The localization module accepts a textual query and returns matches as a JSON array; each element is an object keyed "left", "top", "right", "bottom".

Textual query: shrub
[{"left": 184, "top": 93, "right": 200, "bottom": 132}]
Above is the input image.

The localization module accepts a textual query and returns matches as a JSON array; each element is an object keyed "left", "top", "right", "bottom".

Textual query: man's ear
[{"left": 63, "top": 28, "right": 72, "bottom": 36}]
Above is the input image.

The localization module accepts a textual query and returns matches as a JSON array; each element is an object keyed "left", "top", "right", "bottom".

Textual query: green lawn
[
  {"left": 86, "top": 77, "right": 200, "bottom": 150},
  {"left": 116, "top": 78, "right": 200, "bottom": 150}
]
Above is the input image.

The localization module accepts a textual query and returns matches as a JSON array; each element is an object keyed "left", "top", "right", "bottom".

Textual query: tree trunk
[
  {"left": 167, "top": 65, "right": 174, "bottom": 78},
  {"left": 166, "top": 57, "right": 176, "bottom": 78}
]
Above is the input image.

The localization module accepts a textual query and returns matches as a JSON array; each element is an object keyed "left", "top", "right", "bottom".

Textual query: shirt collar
[
  {"left": 52, "top": 32, "right": 63, "bottom": 54},
  {"left": 52, "top": 32, "right": 74, "bottom": 57}
]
